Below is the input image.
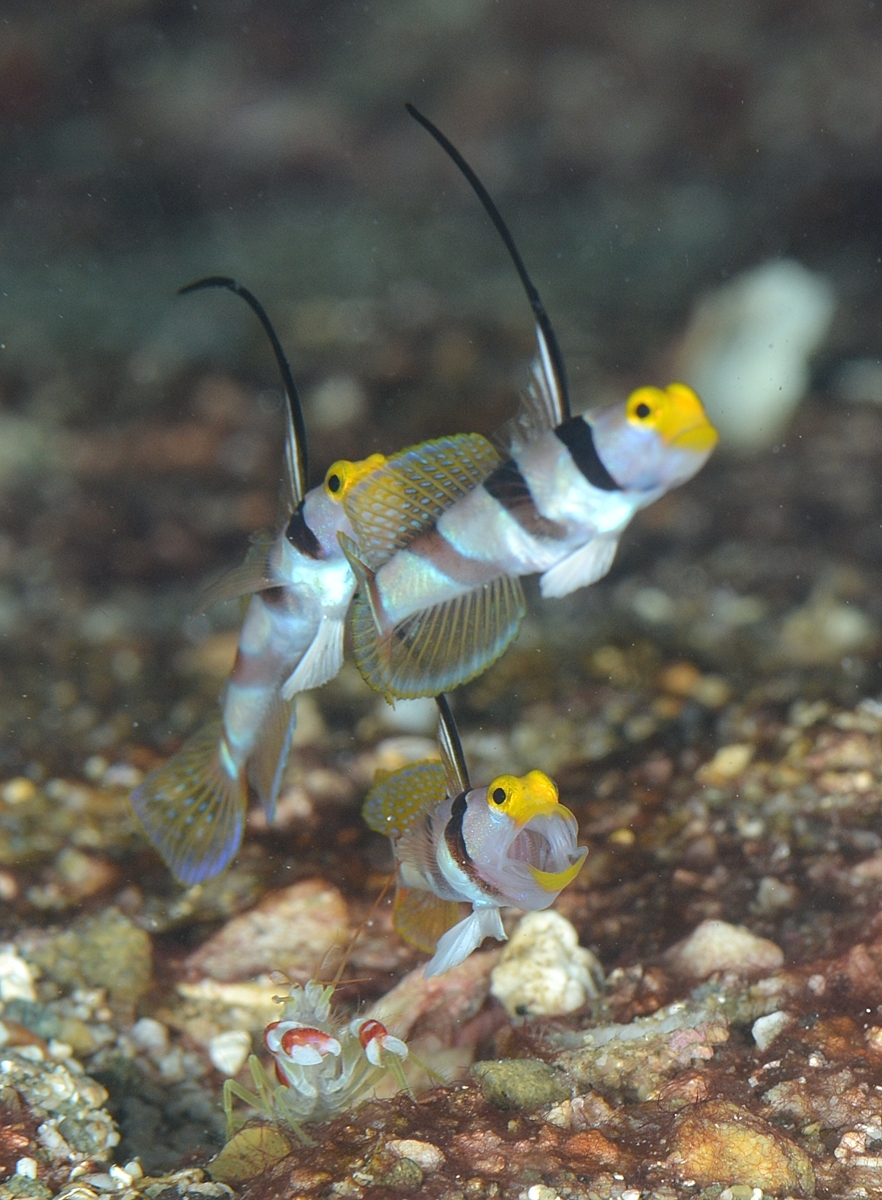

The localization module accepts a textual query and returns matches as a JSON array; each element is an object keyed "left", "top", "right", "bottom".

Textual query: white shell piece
[
  {"left": 752, "top": 1010, "right": 793, "bottom": 1052},
  {"left": 208, "top": 1029, "right": 252, "bottom": 1076},
  {"left": 0, "top": 949, "right": 37, "bottom": 1004},
  {"left": 490, "top": 910, "right": 603, "bottom": 1017}
]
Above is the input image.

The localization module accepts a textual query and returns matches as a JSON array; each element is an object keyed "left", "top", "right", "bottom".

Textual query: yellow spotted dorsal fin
[
  {"left": 362, "top": 761, "right": 448, "bottom": 839},
  {"left": 342, "top": 433, "right": 501, "bottom": 569},
  {"left": 351, "top": 572, "right": 526, "bottom": 700},
  {"left": 393, "top": 884, "right": 462, "bottom": 954}
]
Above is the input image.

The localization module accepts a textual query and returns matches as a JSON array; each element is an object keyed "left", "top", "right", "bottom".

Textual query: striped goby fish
[
  {"left": 339, "top": 376, "right": 716, "bottom": 699},
  {"left": 363, "top": 697, "right": 587, "bottom": 976},
  {"left": 326, "top": 108, "right": 718, "bottom": 700},
  {"left": 130, "top": 280, "right": 495, "bottom": 885}
]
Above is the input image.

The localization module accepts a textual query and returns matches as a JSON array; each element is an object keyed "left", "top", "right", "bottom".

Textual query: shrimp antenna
[
  {"left": 178, "top": 276, "right": 309, "bottom": 507},
  {"left": 406, "top": 102, "right": 571, "bottom": 425},
  {"left": 328, "top": 870, "right": 397, "bottom": 989},
  {"left": 436, "top": 693, "right": 471, "bottom": 795}
]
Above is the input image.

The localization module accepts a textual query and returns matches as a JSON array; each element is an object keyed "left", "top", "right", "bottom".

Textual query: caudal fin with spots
[{"left": 130, "top": 716, "right": 246, "bottom": 885}]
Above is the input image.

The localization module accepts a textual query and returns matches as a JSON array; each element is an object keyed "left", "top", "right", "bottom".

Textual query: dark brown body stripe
[
  {"left": 482, "top": 459, "right": 567, "bottom": 540},
  {"left": 407, "top": 528, "right": 501, "bottom": 587},
  {"left": 285, "top": 504, "right": 323, "bottom": 558},
  {"left": 555, "top": 417, "right": 621, "bottom": 491},
  {"left": 444, "top": 792, "right": 506, "bottom": 902}
]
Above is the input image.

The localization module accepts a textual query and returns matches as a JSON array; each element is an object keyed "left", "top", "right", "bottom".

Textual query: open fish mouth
[{"left": 510, "top": 810, "right": 581, "bottom": 874}]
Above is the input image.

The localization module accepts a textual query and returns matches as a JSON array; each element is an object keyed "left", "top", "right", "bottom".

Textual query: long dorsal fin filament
[
  {"left": 436, "top": 694, "right": 470, "bottom": 796},
  {"left": 405, "top": 103, "right": 571, "bottom": 427},
  {"left": 178, "top": 276, "right": 309, "bottom": 510}
]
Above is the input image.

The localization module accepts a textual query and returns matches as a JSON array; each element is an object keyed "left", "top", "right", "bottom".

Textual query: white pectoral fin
[
  {"left": 280, "top": 617, "right": 345, "bottom": 700},
  {"left": 246, "top": 690, "right": 298, "bottom": 822},
  {"left": 539, "top": 533, "right": 620, "bottom": 599},
  {"left": 423, "top": 906, "right": 507, "bottom": 977}
]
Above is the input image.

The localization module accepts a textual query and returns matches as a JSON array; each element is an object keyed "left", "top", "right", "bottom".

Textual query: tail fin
[{"left": 130, "top": 716, "right": 246, "bottom": 885}]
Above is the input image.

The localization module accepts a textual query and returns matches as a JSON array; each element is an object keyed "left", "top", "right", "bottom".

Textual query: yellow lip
[
  {"left": 662, "top": 382, "right": 719, "bottom": 453},
  {"left": 528, "top": 851, "right": 586, "bottom": 892},
  {"left": 670, "top": 416, "right": 719, "bottom": 453}
]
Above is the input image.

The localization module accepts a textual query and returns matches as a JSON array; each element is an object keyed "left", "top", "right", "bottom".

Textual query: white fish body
[
  {"left": 130, "top": 482, "right": 359, "bottom": 885},
  {"left": 363, "top": 758, "right": 587, "bottom": 977}
]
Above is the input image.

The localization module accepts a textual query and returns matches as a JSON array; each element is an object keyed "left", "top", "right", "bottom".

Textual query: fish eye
[
  {"left": 324, "top": 461, "right": 349, "bottom": 499},
  {"left": 492, "top": 786, "right": 507, "bottom": 804},
  {"left": 626, "top": 386, "right": 665, "bottom": 429}
]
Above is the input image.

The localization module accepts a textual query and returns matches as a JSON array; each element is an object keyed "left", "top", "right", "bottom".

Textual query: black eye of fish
[
  {"left": 327, "top": 473, "right": 341, "bottom": 493},
  {"left": 635, "top": 402, "right": 652, "bottom": 419},
  {"left": 492, "top": 787, "right": 506, "bottom": 804}
]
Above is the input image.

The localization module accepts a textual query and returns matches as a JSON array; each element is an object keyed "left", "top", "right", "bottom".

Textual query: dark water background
[{"left": 2, "top": 0, "right": 882, "bottom": 771}]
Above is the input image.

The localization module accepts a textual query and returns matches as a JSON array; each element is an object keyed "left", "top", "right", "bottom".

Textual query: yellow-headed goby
[{"left": 363, "top": 696, "right": 587, "bottom": 976}]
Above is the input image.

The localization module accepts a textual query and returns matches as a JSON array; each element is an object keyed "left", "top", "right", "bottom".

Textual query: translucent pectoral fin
[
  {"left": 528, "top": 847, "right": 587, "bottom": 893},
  {"left": 279, "top": 617, "right": 344, "bottom": 700},
  {"left": 130, "top": 717, "right": 246, "bottom": 885},
  {"left": 196, "top": 541, "right": 276, "bottom": 612},
  {"left": 351, "top": 574, "right": 526, "bottom": 700},
  {"left": 539, "top": 534, "right": 620, "bottom": 600},
  {"left": 393, "top": 885, "right": 462, "bottom": 955},
  {"left": 343, "top": 433, "right": 500, "bottom": 568},
  {"left": 246, "top": 690, "right": 298, "bottom": 822},
  {"left": 423, "top": 906, "right": 507, "bottom": 977},
  {"left": 362, "top": 762, "right": 447, "bottom": 838}
]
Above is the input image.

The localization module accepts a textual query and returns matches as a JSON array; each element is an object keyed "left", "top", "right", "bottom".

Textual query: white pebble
[
  {"left": 16, "top": 1158, "right": 38, "bottom": 1179},
  {"left": 675, "top": 258, "right": 835, "bottom": 450},
  {"left": 0, "top": 949, "right": 37, "bottom": 1003},
  {"left": 490, "top": 910, "right": 603, "bottom": 1017},
  {"left": 130, "top": 1017, "right": 169, "bottom": 1057},
  {"left": 208, "top": 1029, "right": 252, "bottom": 1076},
  {"left": 752, "top": 1010, "right": 793, "bottom": 1052},
  {"left": 84, "top": 1174, "right": 119, "bottom": 1192},
  {"left": 665, "top": 918, "right": 784, "bottom": 981},
  {"left": 2, "top": 777, "right": 36, "bottom": 804},
  {"left": 102, "top": 763, "right": 144, "bottom": 789},
  {"left": 385, "top": 1138, "right": 445, "bottom": 1171}
]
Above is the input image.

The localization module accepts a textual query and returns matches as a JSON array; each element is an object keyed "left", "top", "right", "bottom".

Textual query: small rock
[
  {"left": 471, "top": 1058, "right": 570, "bottom": 1110},
  {"left": 20, "top": 909, "right": 152, "bottom": 1015},
  {"left": 490, "top": 910, "right": 602, "bottom": 1017},
  {"left": 186, "top": 879, "right": 349, "bottom": 982},
  {"left": 667, "top": 1098, "right": 815, "bottom": 1194},
  {"left": 664, "top": 919, "right": 784, "bottom": 981},
  {"left": 208, "top": 1030, "right": 251, "bottom": 1076},
  {"left": 0, "top": 949, "right": 37, "bottom": 1003},
  {"left": 2, "top": 778, "right": 37, "bottom": 805},
  {"left": 208, "top": 1125, "right": 291, "bottom": 1185},
  {"left": 130, "top": 1017, "right": 169, "bottom": 1058},
  {"left": 553, "top": 996, "right": 730, "bottom": 1101},
  {"left": 561, "top": 1129, "right": 623, "bottom": 1167},
  {"left": 752, "top": 1010, "right": 793, "bottom": 1052},
  {"left": 385, "top": 1139, "right": 445, "bottom": 1171},
  {"left": 375, "top": 1157, "right": 423, "bottom": 1190},
  {"left": 696, "top": 743, "right": 754, "bottom": 785}
]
